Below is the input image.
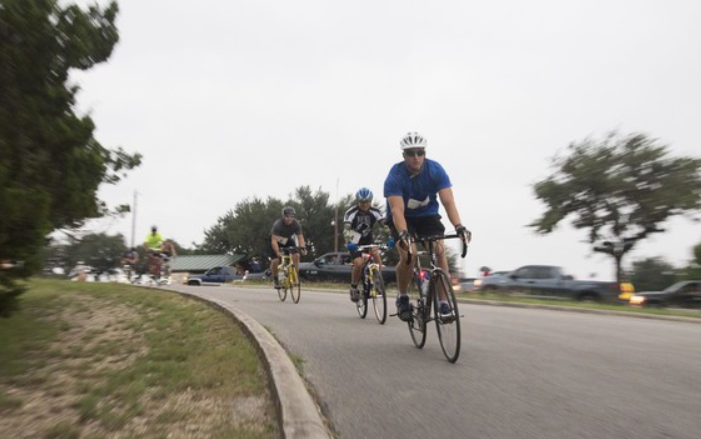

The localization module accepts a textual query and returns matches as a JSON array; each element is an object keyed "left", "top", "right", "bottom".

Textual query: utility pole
[
  {"left": 334, "top": 205, "right": 338, "bottom": 252},
  {"left": 130, "top": 191, "right": 138, "bottom": 249},
  {"left": 333, "top": 178, "right": 339, "bottom": 252}
]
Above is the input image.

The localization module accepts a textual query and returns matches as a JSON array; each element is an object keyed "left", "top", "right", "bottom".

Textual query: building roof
[{"left": 169, "top": 254, "right": 246, "bottom": 272}]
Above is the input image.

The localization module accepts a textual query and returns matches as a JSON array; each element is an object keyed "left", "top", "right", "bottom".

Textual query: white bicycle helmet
[{"left": 399, "top": 131, "right": 427, "bottom": 150}]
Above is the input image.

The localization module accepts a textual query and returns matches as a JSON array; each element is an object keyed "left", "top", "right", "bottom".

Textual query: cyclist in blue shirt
[
  {"left": 384, "top": 132, "right": 472, "bottom": 322},
  {"left": 343, "top": 187, "right": 386, "bottom": 302}
]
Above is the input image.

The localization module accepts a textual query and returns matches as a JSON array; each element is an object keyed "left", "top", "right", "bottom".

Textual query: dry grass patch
[{"left": 0, "top": 280, "right": 279, "bottom": 439}]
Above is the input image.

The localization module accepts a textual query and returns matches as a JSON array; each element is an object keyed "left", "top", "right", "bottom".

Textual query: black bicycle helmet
[{"left": 282, "top": 206, "right": 296, "bottom": 217}]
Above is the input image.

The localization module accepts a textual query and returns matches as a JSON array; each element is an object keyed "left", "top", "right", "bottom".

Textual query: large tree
[
  {"left": 0, "top": 0, "right": 140, "bottom": 315},
  {"left": 199, "top": 187, "right": 346, "bottom": 266},
  {"left": 530, "top": 131, "right": 701, "bottom": 286}
]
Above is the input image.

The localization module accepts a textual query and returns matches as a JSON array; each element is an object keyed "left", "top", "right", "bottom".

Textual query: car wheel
[
  {"left": 187, "top": 280, "right": 200, "bottom": 286},
  {"left": 577, "top": 293, "right": 600, "bottom": 303}
]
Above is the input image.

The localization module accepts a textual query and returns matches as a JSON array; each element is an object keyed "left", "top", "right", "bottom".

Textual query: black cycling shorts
[{"left": 387, "top": 215, "right": 445, "bottom": 241}]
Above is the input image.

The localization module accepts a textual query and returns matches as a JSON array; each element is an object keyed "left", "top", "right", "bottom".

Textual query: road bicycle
[
  {"left": 276, "top": 246, "right": 307, "bottom": 304},
  {"left": 403, "top": 233, "right": 468, "bottom": 363},
  {"left": 355, "top": 244, "right": 388, "bottom": 324},
  {"left": 146, "top": 252, "right": 171, "bottom": 287},
  {"left": 354, "top": 244, "right": 389, "bottom": 324}
]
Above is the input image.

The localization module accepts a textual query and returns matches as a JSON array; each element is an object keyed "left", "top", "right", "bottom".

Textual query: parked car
[
  {"left": 186, "top": 266, "right": 243, "bottom": 286},
  {"left": 475, "top": 265, "right": 622, "bottom": 303},
  {"left": 297, "top": 251, "right": 396, "bottom": 284},
  {"left": 628, "top": 280, "right": 701, "bottom": 308}
]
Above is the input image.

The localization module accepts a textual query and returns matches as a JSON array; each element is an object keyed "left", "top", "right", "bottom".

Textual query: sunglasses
[{"left": 403, "top": 149, "right": 425, "bottom": 157}]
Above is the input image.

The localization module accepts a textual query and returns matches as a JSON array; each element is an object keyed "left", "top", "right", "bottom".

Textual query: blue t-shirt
[{"left": 383, "top": 158, "right": 452, "bottom": 221}]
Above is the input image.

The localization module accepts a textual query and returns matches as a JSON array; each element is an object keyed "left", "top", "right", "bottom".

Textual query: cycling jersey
[
  {"left": 270, "top": 218, "right": 302, "bottom": 247},
  {"left": 383, "top": 158, "right": 452, "bottom": 222},
  {"left": 144, "top": 232, "right": 164, "bottom": 251},
  {"left": 343, "top": 205, "right": 384, "bottom": 245}
]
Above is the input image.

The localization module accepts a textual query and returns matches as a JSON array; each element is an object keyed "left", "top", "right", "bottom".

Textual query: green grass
[
  {"left": 0, "top": 279, "right": 279, "bottom": 438},
  {"left": 455, "top": 290, "right": 701, "bottom": 319}
]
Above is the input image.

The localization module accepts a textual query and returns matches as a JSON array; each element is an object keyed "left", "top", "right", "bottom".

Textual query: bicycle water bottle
[
  {"left": 278, "top": 265, "right": 285, "bottom": 283},
  {"left": 420, "top": 271, "right": 430, "bottom": 302}
]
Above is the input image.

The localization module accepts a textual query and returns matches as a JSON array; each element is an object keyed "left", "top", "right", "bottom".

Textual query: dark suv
[{"left": 298, "top": 251, "right": 396, "bottom": 284}]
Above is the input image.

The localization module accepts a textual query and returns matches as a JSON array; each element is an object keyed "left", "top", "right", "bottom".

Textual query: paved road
[{"left": 174, "top": 285, "right": 701, "bottom": 439}]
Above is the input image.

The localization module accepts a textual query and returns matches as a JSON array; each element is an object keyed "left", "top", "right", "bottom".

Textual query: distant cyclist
[
  {"left": 384, "top": 132, "right": 472, "bottom": 321},
  {"left": 121, "top": 247, "right": 139, "bottom": 279},
  {"left": 269, "top": 206, "right": 307, "bottom": 289},
  {"left": 144, "top": 225, "right": 165, "bottom": 277},
  {"left": 121, "top": 247, "right": 139, "bottom": 267},
  {"left": 343, "top": 187, "right": 387, "bottom": 302}
]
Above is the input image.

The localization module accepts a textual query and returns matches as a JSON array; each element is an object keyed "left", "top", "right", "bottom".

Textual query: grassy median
[{"left": 0, "top": 279, "right": 279, "bottom": 439}]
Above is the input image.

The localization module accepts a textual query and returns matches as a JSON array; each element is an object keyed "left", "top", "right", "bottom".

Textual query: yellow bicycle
[
  {"left": 355, "top": 244, "right": 390, "bottom": 324},
  {"left": 276, "top": 246, "right": 306, "bottom": 303}
]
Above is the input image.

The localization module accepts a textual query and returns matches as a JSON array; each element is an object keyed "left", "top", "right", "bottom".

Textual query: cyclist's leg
[
  {"left": 434, "top": 240, "right": 449, "bottom": 301},
  {"left": 349, "top": 254, "right": 363, "bottom": 302},
  {"left": 291, "top": 251, "right": 300, "bottom": 271},
  {"left": 371, "top": 247, "right": 383, "bottom": 269},
  {"left": 415, "top": 215, "right": 448, "bottom": 302},
  {"left": 388, "top": 220, "right": 415, "bottom": 321},
  {"left": 269, "top": 242, "right": 282, "bottom": 287}
]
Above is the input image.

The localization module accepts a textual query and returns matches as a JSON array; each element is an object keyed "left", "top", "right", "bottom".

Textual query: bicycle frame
[
  {"left": 404, "top": 233, "right": 468, "bottom": 363},
  {"left": 355, "top": 244, "right": 389, "bottom": 324},
  {"left": 277, "top": 246, "right": 305, "bottom": 303}
]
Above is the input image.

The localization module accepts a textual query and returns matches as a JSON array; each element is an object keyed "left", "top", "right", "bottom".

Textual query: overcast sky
[{"left": 70, "top": 0, "right": 701, "bottom": 280}]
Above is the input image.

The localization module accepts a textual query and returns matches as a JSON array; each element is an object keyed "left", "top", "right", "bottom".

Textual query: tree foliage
[
  {"left": 681, "top": 241, "right": 701, "bottom": 281},
  {"left": 530, "top": 131, "right": 701, "bottom": 284},
  {"left": 198, "top": 187, "right": 340, "bottom": 265},
  {"left": 628, "top": 257, "right": 677, "bottom": 292},
  {"left": 0, "top": 0, "right": 140, "bottom": 315}
]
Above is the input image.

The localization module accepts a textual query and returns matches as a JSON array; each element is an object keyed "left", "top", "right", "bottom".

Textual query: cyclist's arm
[
  {"left": 271, "top": 235, "right": 281, "bottom": 258},
  {"left": 438, "top": 187, "right": 463, "bottom": 229},
  {"left": 387, "top": 195, "right": 408, "bottom": 234},
  {"left": 296, "top": 233, "right": 306, "bottom": 250}
]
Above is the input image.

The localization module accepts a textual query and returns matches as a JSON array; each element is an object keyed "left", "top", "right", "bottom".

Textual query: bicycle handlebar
[
  {"left": 356, "top": 244, "right": 390, "bottom": 252},
  {"left": 402, "top": 233, "right": 469, "bottom": 265},
  {"left": 279, "top": 245, "right": 310, "bottom": 255}
]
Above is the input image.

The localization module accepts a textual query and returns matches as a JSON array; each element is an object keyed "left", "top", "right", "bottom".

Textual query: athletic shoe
[
  {"left": 439, "top": 302, "right": 455, "bottom": 323},
  {"left": 396, "top": 295, "right": 413, "bottom": 322}
]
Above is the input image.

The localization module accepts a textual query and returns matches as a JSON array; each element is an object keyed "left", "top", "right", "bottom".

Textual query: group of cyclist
[{"left": 268, "top": 131, "right": 472, "bottom": 322}]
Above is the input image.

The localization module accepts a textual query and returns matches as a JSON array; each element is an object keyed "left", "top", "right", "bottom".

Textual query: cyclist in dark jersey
[
  {"left": 384, "top": 132, "right": 472, "bottom": 321},
  {"left": 343, "top": 187, "right": 386, "bottom": 302},
  {"left": 269, "top": 206, "right": 307, "bottom": 289}
]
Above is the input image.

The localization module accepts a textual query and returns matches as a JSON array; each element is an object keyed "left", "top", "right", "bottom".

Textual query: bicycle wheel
[
  {"left": 277, "top": 270, "right": 287, "bottom": 302},
  {"left": 290, "top": 265, "right": 301, "bottom": 304},
  {"left": 431, "top": 270, "right": 461, "bottom": 363},
  {"left": 408, "top": 276, "right": 428, "bottom": 348},
  {"left": 370, "top": 267, "right": 387, "bottom": 324},
  {"left": 356, "top": 283, "right": 368, "bottom": 319}
]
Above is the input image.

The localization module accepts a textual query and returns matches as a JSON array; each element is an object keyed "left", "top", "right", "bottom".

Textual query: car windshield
[{"left": 662, "top": 282, "right": 685, "bottom": 293}]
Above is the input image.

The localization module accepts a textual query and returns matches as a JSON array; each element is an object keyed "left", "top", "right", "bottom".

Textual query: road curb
[{"left": 176, "top": 291, "right": 331, "bottom": 439}]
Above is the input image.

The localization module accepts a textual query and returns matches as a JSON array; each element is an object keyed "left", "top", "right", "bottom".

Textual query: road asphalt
[{"left": 176, "top": 287, "right": 700, "bottom": 439}]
